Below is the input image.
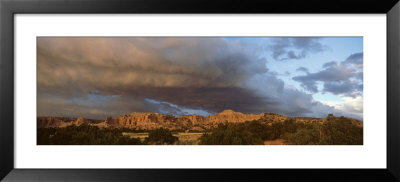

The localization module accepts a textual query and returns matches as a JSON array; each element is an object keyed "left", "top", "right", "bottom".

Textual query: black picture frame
[{"left": 1, "top": 0, "right": 399, "bottom": 181}]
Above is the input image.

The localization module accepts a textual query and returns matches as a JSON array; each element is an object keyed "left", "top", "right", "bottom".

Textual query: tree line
[
  {"left": 37, "top": 125, "right": 177, "bottom": 145},
  {"left": 199, "top": 116, "right": 363, "bottom": 145},
  {"left": 37, "top": 115, "right": 362, "bottom": 145}
]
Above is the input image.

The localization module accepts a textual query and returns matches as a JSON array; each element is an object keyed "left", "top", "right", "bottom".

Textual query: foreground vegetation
[
  {"left": 199, "top": 116, "right": 363, "bottom": 145},
  {"left": 37, "top": 125, "right": 176, "bottom": 145},
  {"left": 38, "top": 115, "right": 362, "bottom": 145}
]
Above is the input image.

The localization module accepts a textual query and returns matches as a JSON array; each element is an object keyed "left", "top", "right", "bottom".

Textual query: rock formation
[
  {"left": 37, "top": 110, "right": 363, "bottom": 130},
  {"left": 37, "top": 116, "right": 100, "bottom": 128},
  {"left": 205, "top": 109, "right": 263, "bottom": 123},
  {"left": 37, "top": 116, "right": 75, "bottom": 128},
  {"left": 108, "top": 112, "right": 177, "bottom": 130}
]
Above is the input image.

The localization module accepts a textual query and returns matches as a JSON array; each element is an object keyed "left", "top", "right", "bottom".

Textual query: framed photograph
[{"left": 1, "top": 0, "right": 399, "bottom": 181}]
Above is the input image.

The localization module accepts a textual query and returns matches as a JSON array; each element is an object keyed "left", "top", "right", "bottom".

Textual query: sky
[{"left": 37, "top": 37, "right": 363, "bottom": 120}]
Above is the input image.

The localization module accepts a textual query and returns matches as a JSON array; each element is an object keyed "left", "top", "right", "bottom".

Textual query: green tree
[
  {"left": 319, "top": 117, "right": 363, "bottom": 145},
  {"left": 37, "top": 124, "right": 143, "bottom": 145},
  {"left": 285, "top": 128, "right": 320, "bottom": 145},
  {"left": 199, "top": 121, "right": 265, "bottom": 145},
  {"left": 144, "top": 128, "right": 178, "bottom": 145}
]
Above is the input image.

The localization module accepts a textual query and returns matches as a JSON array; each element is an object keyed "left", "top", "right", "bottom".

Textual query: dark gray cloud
[
  {"left": 343, "top": 52, "right": 363, "bottom": 68},
  {"left": 37, "top": 37, "right": 360, "bottom": 120},
  {"left": 38, "top": 38, "right": 267, "bottom": 90},
  {"left": 322, "top": 61, "right": 337, "bottom": 68},
  {"left": 323, "top": 80, "right": 360, "bottom": 97},
  {"left": 37, "top": 88, "right": 159, "bottom": 119},
  {"left": 296, "top": 67, "right": 309, "bottom": 73},
  {"left": 144, "top": 98, "right": 213, "bottom": 116},
  {"left": 37, "top": 37, "right": 273, "bottom": 119},
  {"left": 242, "top": 72, "right": 356, "bottom": 118},
  {"left": 270, "top": 38, "right": 328, "bottom": 61},
  {"left": 292, "top": 76, "right": 319, "bottom": 93},
  {"left": 292, "top": 52, "right": 363, "bottom": 97}
]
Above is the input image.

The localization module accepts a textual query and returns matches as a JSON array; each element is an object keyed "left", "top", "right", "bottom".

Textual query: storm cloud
[
  {"left": 296, "top": 67, "right": 309, "bottom": 74},
  {"left": 292, "top": 52, "right": 363, "bottom": 97},
  {"left": 343, "top": 52, "right": 363, "bottom": 68},
  {"left": 269, "top": 38, "right": 328, "bottom": 61},
  {"left": 37, "top": 37, "right": 361, "bottom": 120}
]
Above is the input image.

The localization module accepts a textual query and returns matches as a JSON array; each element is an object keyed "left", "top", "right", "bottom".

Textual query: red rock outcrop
[
  {"left": 38, "top": 117, "right": 99, "bottom": 128},
  {"left": 38, "top": 110, "right": 363, "bottom": 130},
  {"left": 107, "top": 112, "right": 177, "bottom": 130},
  {"left": 103, "top": 110, "right": 265, "bottom": 130},
  {"left": 177, "top": 115, "right": 206, "bottom": 126},
  {"left": 205, "top": 109, "right": 263, "bottom": 123},
  {"left": 261, "top": 113, "right": 289, "bottom": 122},
  {"left": 37, "top": 117, "right": 74, "bottom": 128}
]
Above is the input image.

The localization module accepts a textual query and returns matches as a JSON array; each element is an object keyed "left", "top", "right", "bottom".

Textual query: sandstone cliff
[
  {"left": 205, "top": 110, "right": 263, "bottom": 123},
  {"left": 104, "top": 110, "right": 264, "bottom": 130},
  {"left": 37, "top": 110, "right": 363, "bottom": 130},
  {"left": 108, "top": 112, "right": 177, "bottom": 130},
  {"left": 37, "top": 116, "right": 77, "bottom": 128},
  {"left": 38, "top": 116, "right": 101, "bottom": 128}
]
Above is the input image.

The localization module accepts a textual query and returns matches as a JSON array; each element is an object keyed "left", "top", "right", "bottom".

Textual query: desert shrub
[
  {"left": 319, "top": 117, "right": 363, "bottom": 145},
  {"left": 37, "top": 124, "right": 142, "bottom": 145},
  {"left": 37, "top": 128, "right": 57, "bottom": 145},
  {"left": 199, "top": 121, "right": 266, "bottom": 145},
  {"left": 37, "top": 115, "right": 363, "bottom": 145},
  {"left": 285, "top": 117, "right": 363, "bottom": 145},
  {"left": 144, "top": 128, "right": 178, "bottom": 145},
  {"left": 199, "top": 116, "right": 363, "bottom": 145},
  {"left": 269, "top": 122, "right": 284, "bottom": 139},
  {"left": 285, "top": 128, "right": 320, "bottom": 145},
  {"left": 282, "top": 119, "right": 298, "bottom": 133}
]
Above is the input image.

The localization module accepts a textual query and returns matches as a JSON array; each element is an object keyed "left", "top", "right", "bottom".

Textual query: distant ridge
[{"left": 37, "top": 110, "right": 363, "bottom": 130}]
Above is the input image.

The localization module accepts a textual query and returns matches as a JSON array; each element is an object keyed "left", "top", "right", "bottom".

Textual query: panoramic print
[{"left": 37, "top": 37, "right": 363, "bottom": 145}]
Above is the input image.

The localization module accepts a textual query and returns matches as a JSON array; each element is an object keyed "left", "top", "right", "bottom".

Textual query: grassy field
[
  {"left": 173, "top": 132, "right": 204, "bottom": 145},
  {"left": 122, "top": 132, "right": 149, "bottom": 141},
  {"left": 122, "top": 132, "right": 204, "bottom": 145}
]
